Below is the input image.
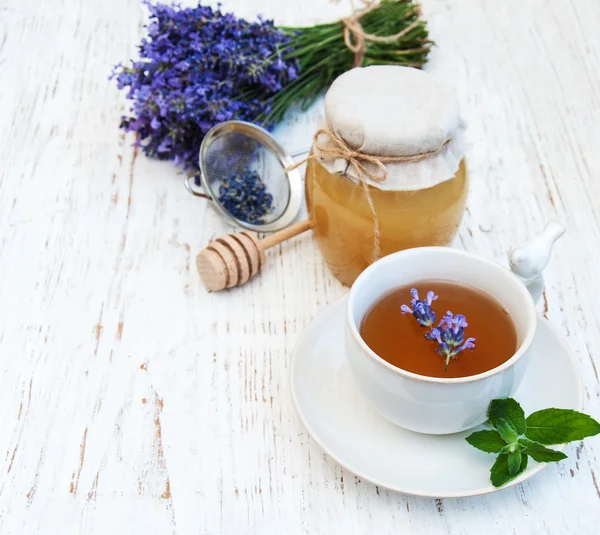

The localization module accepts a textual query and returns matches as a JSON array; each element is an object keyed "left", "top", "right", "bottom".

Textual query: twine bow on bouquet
[
  {"left": 265, "top": 0, "right": 430, "bottom": 123},
  {"left": 342, "top": 1, "right": 424, "bottom": 67},
  {"left": 111, "top": 0, "right": 431, "bottom": 169}
]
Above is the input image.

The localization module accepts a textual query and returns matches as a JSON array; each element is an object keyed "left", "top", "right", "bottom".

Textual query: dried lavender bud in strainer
[{"left": 217, "top": 171, "right": 274, "bottom": 224}]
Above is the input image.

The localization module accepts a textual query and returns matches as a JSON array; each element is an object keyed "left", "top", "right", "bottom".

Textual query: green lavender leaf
[
  {"left": 465, "top": 430, "right": 506, "bottom": 453},
  {"left": 488, "top": 398, "right": 527, "bottom": 435},
  {"left": 507, "top": 451, "right": 522, "bottom": 475},
  {"left": 495, "top": 418, "right": 519, "bottom": 444},
  {"left": 518, "top": 438, "right": 568, "bottom": 462},
  {"left": 490, "top": 453, "right": 529, "bottom": 487},
  {"left": 525, "top": 409, "right": 600, "bottom": 445}
]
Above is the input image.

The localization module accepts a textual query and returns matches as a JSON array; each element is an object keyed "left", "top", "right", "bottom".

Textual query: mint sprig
[{"left": 466, "top": 398, "right": 600, "bottom": 488}]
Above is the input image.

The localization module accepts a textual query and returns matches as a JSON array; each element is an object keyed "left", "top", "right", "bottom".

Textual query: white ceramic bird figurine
[{"left": 508, "top": 220, "right": 566, "bottom": 304}]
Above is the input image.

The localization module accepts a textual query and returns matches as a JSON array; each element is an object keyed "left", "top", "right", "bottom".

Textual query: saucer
[{"left": 290, "top": 296, "right": 583, "bottom": 498}]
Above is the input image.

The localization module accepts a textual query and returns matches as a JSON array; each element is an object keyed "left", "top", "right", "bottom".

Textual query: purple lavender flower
[
  {"left": 426, "top": 311, "right": 476, "bottom": 369},
  {"left": 110, "top": 1, "right": 299, "bottom": 169},
  {"left": 402, "top": 290, "right": 476, "bottom": 370},
  {"left": 400, "top": 288, "right": 438, "bottom": 328}
]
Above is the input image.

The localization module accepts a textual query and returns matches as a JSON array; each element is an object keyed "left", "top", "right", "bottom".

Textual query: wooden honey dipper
[{"left": 196, "top": 219, "right": 313, "bottom": 291}]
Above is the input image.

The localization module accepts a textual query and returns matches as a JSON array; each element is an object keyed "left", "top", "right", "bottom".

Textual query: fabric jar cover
[{"left": 316, "top": 66, "right": 467, "bottom": 191}]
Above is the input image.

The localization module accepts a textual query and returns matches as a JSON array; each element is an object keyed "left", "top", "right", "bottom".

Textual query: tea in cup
[{"left": 345, "top": 226, "right": 563, "bottom": 434}]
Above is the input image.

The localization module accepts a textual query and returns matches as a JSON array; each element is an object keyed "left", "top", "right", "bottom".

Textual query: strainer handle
[{"left": 184, "top": 173, "right": 211, "bottom": 200}]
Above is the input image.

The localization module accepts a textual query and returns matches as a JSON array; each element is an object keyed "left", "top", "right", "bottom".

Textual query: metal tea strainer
[{"left": 184, "top": 121, "right": 304, "bottom": 232}]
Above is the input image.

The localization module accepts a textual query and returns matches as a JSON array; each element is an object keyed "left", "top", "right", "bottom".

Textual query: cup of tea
[{"left": 344, "top": 223, "right": 564, "bottom": 434}]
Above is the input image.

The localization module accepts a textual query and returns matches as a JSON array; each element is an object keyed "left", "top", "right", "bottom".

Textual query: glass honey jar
[{"left": 304, "top": 66, "right": 469, "bottom": 286}]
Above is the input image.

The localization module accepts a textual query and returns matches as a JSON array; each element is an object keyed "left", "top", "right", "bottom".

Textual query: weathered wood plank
[{"left": 0, "top": 0, "right": 598, "bottom": 533}]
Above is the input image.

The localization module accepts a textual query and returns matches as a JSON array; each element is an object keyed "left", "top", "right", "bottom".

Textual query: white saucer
[{"left": 290, "top": 296, "right": 582, "bottom": 498}]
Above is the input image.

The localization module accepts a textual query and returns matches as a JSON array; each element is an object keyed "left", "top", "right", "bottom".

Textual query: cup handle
[
  {"left": 508, "top": 220, "right": 566, "bottom": 305},
  {"left": 521, "top": 276, "right": 545, "bottom": 306}
]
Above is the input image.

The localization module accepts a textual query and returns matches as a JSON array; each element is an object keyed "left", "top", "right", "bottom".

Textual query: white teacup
[{"left": 345, "top": 223, "right": 564, "bottom": 434}]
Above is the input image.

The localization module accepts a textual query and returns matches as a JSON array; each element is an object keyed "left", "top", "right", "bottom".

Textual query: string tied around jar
[
  {"left": 286, "top": 128, "right": 451, "bottom": 261},
  {"left": 342, "top": 1, "right": 423, "bottom": 67}
]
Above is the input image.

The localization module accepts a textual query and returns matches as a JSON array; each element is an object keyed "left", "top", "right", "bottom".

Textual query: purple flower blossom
[
  {"left": 400, "top": 288, "right": 438, "bottom": 327},
  {"left": 425, "top": 311, "right": 476, "bottom": 370},
  {"left": 402, "top": 291, "right": 477, "bottom": 370},
  {"left": 110, "top": 1, "right": 298, "bottom": 169}
]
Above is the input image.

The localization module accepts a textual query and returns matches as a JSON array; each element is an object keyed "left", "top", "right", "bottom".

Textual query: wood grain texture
[{"left": 1, "top": 0, "right": 599, "bottom": 533}]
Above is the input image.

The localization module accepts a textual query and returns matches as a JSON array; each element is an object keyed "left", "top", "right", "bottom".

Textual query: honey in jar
[{"left": 304, "top": 66, "right": 469, "bottom": 286}]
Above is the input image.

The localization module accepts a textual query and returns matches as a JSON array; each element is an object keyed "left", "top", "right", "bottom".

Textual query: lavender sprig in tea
[
  {"left": 400, "top": 288, "right": 437, "bottom": 327},
  {"left": 401, "top": 288, "right": 476, "bottom": 370},
  {"left": 426, "top": 311, "right": 477, "bottom": 369}
]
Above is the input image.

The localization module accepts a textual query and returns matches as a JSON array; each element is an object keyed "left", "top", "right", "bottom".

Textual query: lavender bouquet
[
  {"left": 111, "top": 1, "right": 298, "bottom": 168},
  {"left": 112, "top": 1, "right": 430, "bottom": 169}
]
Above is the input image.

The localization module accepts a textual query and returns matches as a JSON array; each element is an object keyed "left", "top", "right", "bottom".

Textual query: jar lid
[{"left": 316, "top": 66, "right": 467, "bottom": 191}]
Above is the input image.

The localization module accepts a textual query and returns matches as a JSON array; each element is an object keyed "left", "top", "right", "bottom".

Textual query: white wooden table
[{"left": 1, "top": 0, "right": 599, "bottom": 533}]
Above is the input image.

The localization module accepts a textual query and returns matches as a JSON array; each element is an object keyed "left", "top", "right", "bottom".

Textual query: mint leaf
[
  {"left": 496, "top": 418, "right": 519, "bottom": 443},
  {"left": 518, "top": 438, "right": 567, "bottom": 462},
  {"left": 507, "top": 451, "right": 522, "bottom": 475},
  {"left": 488, "top": 398, "right": 527, "bottom": 435},
  {"left": 469, "top": 399, "right": 599, "bottom": 487},
  {"left": 490, "top": 453, "right": 529, "bottom": 487},
  {"left": 465, "top": 430, "right": 506, "bottom": 453},
  {"left": 525, "top": 409, "right": 600, "bottom": 445}
]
